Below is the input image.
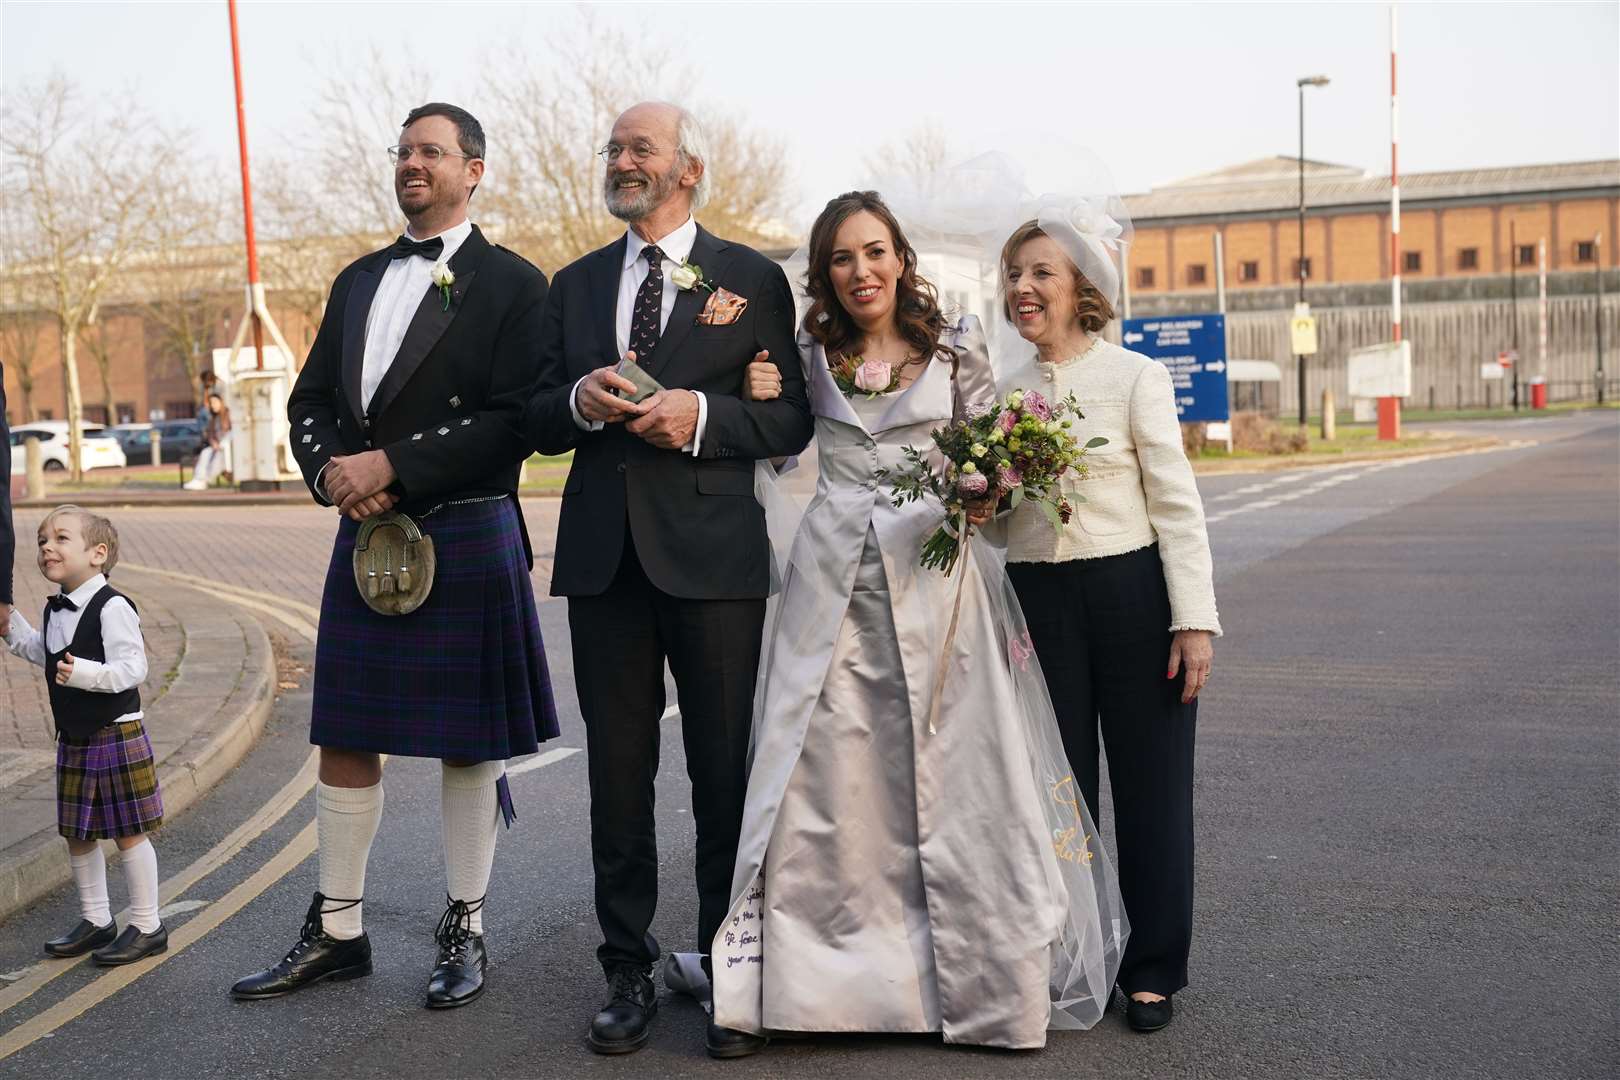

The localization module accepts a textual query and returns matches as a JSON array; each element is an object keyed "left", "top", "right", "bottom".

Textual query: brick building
[{"left": 1123, "top": 157, "right": 1619, "bottom": 304}]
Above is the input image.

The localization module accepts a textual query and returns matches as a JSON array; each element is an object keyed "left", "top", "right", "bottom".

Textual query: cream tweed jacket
[{"left": 1002, "top": 336, "right": 1222, "bottom": 635}]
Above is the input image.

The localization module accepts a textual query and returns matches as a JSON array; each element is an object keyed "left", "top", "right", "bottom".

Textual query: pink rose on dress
[
  {"left": 1022, "top": 390, "right": 1053, "bottom": 421},
  {"left": 957, "top": 472, "right": 989, "bottom": 498},
  {"left": 853, "top": 358, "right": 893, "bottom": 393},
  {"left": 997, "top": 409, "right": 1018, "bottom": 434}
]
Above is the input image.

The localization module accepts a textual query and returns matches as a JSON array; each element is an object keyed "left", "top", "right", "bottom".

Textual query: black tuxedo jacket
[
  {"left": 525, "top": 225, "right": 812, "bottom": 600},
  {"left": 287, "top": 226, "right": 548, "bottom": 543}
]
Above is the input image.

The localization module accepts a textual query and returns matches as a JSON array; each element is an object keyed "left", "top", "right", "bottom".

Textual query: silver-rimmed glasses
[
  {"left": 387, "top": 144, "right": 475, "bottom": 166},
  {"left": 597, "top": 141, "right": 661, "bottom": 165}
]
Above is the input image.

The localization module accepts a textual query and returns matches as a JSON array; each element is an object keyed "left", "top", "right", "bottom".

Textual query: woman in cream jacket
[{"left": 997, "top": 214, "right": 1221, "bottom": 1034}]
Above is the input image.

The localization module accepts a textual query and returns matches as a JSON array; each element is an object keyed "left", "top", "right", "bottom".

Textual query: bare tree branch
[{"left": 1, "top": 76, "right": 182, "bottom": 478}]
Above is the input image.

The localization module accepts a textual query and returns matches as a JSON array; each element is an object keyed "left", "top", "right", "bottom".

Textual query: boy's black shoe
[
  {"left": 44, "top": 918, "right": 117, "bottom": 958},
  {"left": 91, "top": 923, "right": 168, "bottom": 965}
]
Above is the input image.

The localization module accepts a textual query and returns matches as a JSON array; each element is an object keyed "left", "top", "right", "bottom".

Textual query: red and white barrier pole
[
  {"left": 1380, "top": 5, "right": 1403, "bottom": 439},
  {"left": 1533, "top": 237, "right": 1548, "bottom": 408}
]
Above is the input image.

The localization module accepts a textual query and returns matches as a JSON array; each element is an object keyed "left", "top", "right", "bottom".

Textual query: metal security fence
[{"left": 1226, "top": 293, "right": 1620, "bottom": 412}]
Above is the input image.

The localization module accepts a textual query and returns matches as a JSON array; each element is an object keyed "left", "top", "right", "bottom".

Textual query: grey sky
[{"left": 4, "top": 1, "right": 1616, "bottom": 231}]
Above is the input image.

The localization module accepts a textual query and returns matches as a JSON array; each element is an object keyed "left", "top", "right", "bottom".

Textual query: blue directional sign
[{"left": 1121, "top": 314, "right": 1230, "bottom": 423}]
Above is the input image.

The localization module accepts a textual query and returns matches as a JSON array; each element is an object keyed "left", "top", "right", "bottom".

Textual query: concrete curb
[
  {"left": 0, "top": 584, "right": 277, "bottom": 923},
  {"left": 1189, "top": 436, "right": 1508, "bottom": 476}
]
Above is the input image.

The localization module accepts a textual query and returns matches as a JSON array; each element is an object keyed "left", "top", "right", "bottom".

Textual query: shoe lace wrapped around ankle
[
  {"left": 433, "top": 895, "right": 482, "bottom": 962},
  {"left": 290, "top": 892, "right": 359, "bottom": 959}
]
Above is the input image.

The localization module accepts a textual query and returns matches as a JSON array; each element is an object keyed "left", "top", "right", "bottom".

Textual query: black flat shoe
[
  {"left": 229, "top": 893, "right": 372, "bottom": 1000},
  {"left": 706, "top": 1022, "right": 767, "bottom": 1059},
  {"left": 1126, "top": 994, "right": 1173, "bottom": 1032},
  {"left": 589, "top": 965, "right": 657, "bottom": 1055},
  {"left": 45, "top": 919, "right": 119, "bottom": 958},
  {"left": 425, "top": 897, "right": 487, "bottom": 1009},
  {"left": 91, "top": 923, "right": 168, "bottom": 966}
]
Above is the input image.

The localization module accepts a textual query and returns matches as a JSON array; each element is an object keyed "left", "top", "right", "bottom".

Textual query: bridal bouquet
[{"left": 881, "top": 389, "right": 1105, "bottom": 574}]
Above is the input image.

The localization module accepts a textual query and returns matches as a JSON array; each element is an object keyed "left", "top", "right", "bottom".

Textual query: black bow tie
[
  {"left": 46, "top": 594, "right": 79, "bottom": 613},
  {"left": 389, "top": 235, "right": 445, "bottom": 261}
]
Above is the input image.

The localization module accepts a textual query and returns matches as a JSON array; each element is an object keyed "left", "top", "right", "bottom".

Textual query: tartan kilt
[
  {"left": 57, "top": 719, "right": 165, "bottom": 840},
  {"left": 309, "top": 496, "right": 560, "bottom": 760}
]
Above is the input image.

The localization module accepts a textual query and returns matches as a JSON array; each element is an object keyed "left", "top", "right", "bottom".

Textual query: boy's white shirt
[{"left": 4, "top": 573, "right": 147, "bottom": 721}]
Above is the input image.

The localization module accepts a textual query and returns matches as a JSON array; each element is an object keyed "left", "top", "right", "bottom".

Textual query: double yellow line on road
[
  {"left": 0, "top": 574, "right": 327, "bottom": 1061},
  {"left": 0, "top": 571, "right": 584, "bottom": 1063}
]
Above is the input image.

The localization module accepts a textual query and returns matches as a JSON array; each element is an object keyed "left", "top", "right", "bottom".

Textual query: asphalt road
[{"left": 2, "top": 410, "right": 1616, "bottom": 1079}]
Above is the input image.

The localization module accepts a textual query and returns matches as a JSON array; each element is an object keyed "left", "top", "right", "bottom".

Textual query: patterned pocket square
[{"left": 696, "top": 287, "right": 749, "bottom": 326}]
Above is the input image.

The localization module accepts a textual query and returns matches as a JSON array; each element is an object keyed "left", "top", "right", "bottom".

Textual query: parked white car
[{"left": 8, "top": 421, "right": 129, "bottom": 473}]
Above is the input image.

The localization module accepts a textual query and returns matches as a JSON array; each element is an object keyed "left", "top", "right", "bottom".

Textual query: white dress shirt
[
  {"left": 362, "top": 218, "right": 475, "bottom": 412},
  {"left": 5, "top": 574, "right": 148, "bottom": 721},
  {"left": 570, "top": 216, "right": 708, "bottom": 454}
]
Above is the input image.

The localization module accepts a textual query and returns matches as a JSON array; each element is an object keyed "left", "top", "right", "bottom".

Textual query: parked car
[
  {"left": 9, "top": 421, "right": 129, "bottom": 473},
  {"left": 108, "top": 422, "right": 154, "bottom": 457},
  {"left": 107, "top": 419, "right": 204, "bottom": 464}
]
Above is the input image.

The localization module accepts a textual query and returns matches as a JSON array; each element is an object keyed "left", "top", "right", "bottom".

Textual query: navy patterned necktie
[{"left": 629, "top": 245, "right": 666, "bottom": 360}]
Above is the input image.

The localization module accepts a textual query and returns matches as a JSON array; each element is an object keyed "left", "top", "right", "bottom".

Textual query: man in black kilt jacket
[
  {"left": 524, "top": 102, "right": 811, "bottom": 1058},
  {"left": 231, "top": 104, "right": 559, "bottom": 1009}
]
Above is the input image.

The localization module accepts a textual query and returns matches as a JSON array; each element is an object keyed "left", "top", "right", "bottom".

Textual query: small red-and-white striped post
[{"left": 1381, "top": 4, "right": 1403, "bottom": 439}]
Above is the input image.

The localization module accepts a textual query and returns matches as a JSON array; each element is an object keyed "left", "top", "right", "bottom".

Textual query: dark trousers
[
  {"left": 1008, "top": 544, "right": 1196, "bottom": 997},
  {"left": 567, "top": 530, "right": 765, "bottom": 974}
]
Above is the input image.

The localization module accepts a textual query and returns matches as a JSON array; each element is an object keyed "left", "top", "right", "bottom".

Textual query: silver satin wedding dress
[{"left": 713, "top": 316, "right": 1128, "bottom": 1049}]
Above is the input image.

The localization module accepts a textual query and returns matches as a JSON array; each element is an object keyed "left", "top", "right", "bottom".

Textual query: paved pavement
[{"left": 1, "top": 410, "right": 1615, "bottom": 1078}]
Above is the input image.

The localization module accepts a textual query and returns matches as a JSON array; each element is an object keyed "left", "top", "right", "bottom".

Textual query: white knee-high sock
[
  {"left": 316, "top": 781, "right": 384, "bottom": 940},
  {"left": 70, "top": 846, "right": 112, "bottom": 928},
  {"left": 120, "top": 839, "right": 161, "bottom": 933},
  {"left": 441, "top": 761, "right": 504, "bottom": 935}
]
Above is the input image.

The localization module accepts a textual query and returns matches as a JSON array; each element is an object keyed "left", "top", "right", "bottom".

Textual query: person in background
[
  {"left": 183, "top": 392, "right": 231, "bottom": 491},
  {"left": 196, "top": 370, "right": 219, "bottom": 424}
]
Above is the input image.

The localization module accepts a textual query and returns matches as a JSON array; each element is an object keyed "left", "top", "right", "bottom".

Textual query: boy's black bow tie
[
  {"left": 390, "top": 236, "right": 445, "bottom": 261},
  {"left": 47, "top": 594, "right": 79, "bottom": 612}
]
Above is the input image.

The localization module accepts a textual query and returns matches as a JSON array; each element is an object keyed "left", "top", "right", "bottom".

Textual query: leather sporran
[{"left": 352, "top": 512, "right": 436, "bottom": 616}]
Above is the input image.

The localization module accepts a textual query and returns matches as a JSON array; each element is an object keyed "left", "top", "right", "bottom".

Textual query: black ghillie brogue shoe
[
  {"left": 1125, "top": 994, "right": 1174, "bottom": 1032},
  {"left": 91, "top": 923, "right": 168, "bottom": 966},
  {"left": 425, "top": 896, "right": 487, "bottom": 1009},
  {"left": 589, "top": 965, "right": 657, "bottom": 1054},
  {"left": 229, "top": 893, "right": 371, "bottom": 1000},
  {"left": 44, "top": 918, "right": 118, "bottom": 958}
]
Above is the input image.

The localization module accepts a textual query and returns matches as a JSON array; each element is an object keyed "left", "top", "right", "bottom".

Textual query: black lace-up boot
[{"left": 589, "top": 964, "right": 657, "bottom": 1054}]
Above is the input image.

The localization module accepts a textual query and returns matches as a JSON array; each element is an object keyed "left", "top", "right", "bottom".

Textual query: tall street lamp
[{"left": 1297, "top": 74, "right": 1330, "bottom": 426}]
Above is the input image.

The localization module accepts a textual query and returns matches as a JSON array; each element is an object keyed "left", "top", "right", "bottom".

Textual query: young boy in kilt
[{"left": 3, "top": 505, "right": 167, "bottom": 965}]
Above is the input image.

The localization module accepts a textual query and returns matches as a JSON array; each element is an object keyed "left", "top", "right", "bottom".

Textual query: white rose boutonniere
[
  {"left": 669, "top": 259, "right": 714, "bottom": 293},
  {"left": 431, "top": 261, "right": 455, "bottom": 311}
]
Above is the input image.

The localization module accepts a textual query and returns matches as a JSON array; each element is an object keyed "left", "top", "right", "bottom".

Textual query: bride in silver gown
[{"left": 711, "top": 189, "right": 1127, "bottom": 1050}]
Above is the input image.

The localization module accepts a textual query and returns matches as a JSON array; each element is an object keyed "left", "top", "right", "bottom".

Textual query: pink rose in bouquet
[
  {"left": 957, "top": 471, "right": 990, "bottom": 498},
  {"left": 1022, "top": 390, "right": 1053, "bottom": 421},
  {"left": 853, "top": 358, "right": 894, "bottom": 393}
]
